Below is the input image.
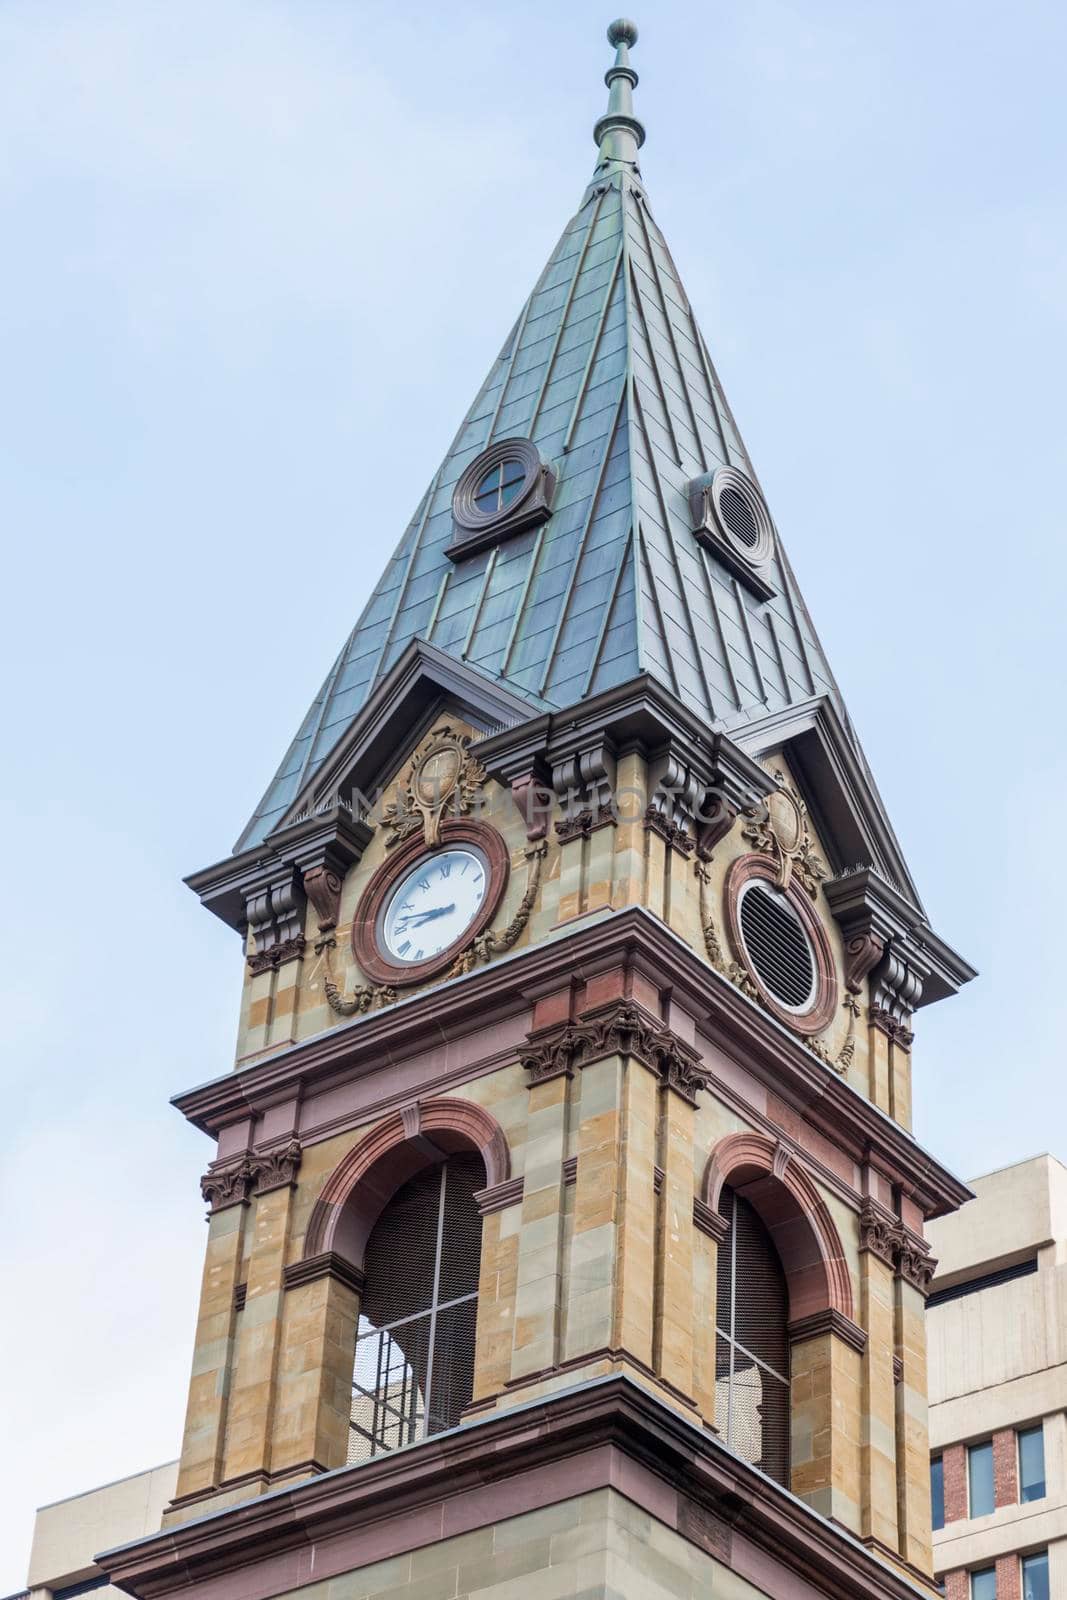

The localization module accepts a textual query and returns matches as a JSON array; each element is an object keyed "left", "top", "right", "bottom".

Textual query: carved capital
[
  {"left": 897, "top": 1233, "right": 937, "bottom": 1295},
  {"left": 521, "top": 999, "right": 709, "bottom": 1105},
  {"left": 252, "top": 1139, "right": 302, "bottom": 1195},
  {"left": 643, "top": 804, "right": 694, "bottom": 856},
  {"left": 201, "top": 1157, "right": 255, "bottom": 1213},
  {"left": 868, "top": 1006, "right": 915, "bottom": 1051},
  {"left": 858, "top": 1200, "right": 899, "bottom": 1269},
  {"left": 248, "top": 934, "right": 306, "bottom": 975}
]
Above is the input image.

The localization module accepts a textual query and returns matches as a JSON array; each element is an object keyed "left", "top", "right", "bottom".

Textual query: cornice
[
  {"left": 173, "top": 907, "right": 971, "bottom": 1219},
  {"left": 97, "top": 1375, "right": 941, "bottom": 1600}
]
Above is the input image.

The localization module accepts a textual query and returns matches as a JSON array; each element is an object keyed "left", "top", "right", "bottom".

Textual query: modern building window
[
  {"left": 968, "top": 1439, "right": 995, "bottom": 1517},
  {"left": 931, "top": 1455, "right": 945, "bottom": 1530},
  {"left": 971, "top": 1568, "right": 996, "bottom": 1600},
  {"left": 1018, "top": 1424, "right": 1046, "bottom": 1502},
  {"left": 348, "top": 1152, "right": 484, "bottom": 1465},
  {"left": 1022, "top": 1550, "right": 1049, "bottom": 1600},
  {"left": 714, "top": 1183, "right": 791, "bottom": 1488}
]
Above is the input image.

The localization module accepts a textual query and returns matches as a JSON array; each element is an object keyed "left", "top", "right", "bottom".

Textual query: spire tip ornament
[
  {"left": 593, "top": 16, "right": 645, "bottom": 173},
  {"left": 607, "top": 17, "right": 638, "bottom": 47}
]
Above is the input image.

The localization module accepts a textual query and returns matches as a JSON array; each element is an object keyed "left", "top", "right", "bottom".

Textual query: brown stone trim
[
  {"left": 474, "top": 1175, "right": 524, "bottom": 1214},
  {"left": 653, "top": 1164, "right": 664, "bottom": 1196},
  {"left": 303, "top": 1095, "right": 510, "bottom": 1263},
  {"left": 692, "top": 1197, "right": 729, "bottom": 1243},
  {"left": 232, "top": 1282, "right": 247, "bottom": 1313},
  {"left": 788, "top": 1308, "right": 868, "bottom": 1355},
  {"left": 102, "top": 1376, "right": 950, "bottom": 1600},
  {"left": 703, "top": 1131, "right": 855, "bottom": 1322},
  {"left": 892, "top": 1356, "right": 904, "bottom": 1384},
  {"left": 562, "top": 1154, "right": 578, "bottom": 1185},
  {"left": 723, "top": 854, "right": 839, "bottom": 1035},
  {"left": 282, "top": 1252, "right": 365, "bottom": 1297},
  {"left": 173, "top": 907, "right": 972, "bottom": 1220},
  {"left": 350, "top": 819, "right": 510, "bottom": 988}
]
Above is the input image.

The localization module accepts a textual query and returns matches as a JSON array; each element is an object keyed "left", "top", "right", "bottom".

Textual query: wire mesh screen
[
  {"left": 715, "top": 1184, "right": 791, "bottom": 1487},
  {"left": 348, "top": 1152, "right": 484, "bottom": 1466}
]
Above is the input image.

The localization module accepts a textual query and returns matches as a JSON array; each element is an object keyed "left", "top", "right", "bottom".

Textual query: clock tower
[{"left": 103, "top": 22, "right": 974, "bottom": 1600}]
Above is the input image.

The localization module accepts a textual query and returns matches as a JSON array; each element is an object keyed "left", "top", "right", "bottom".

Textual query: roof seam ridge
[
  {"left": 498, "top": 523, "right": 548, "bottom": 679},
  {"left": 627, "top": 255, "right": 683, "bottom": 467},
  {"left": 635, "top": 522, "right": 682, "bottom": 698},
  {"left": 561, "top": 231, "right": 625, "bottom": 455},
  {"left": 698, "top": 545, "right": 743, "bottom": 710},
  {"left": 526, "top": 189, "right": 608, "bottom": 440},
  {"left": 366, "top": 469, "right": 444, "bottom": 694},
  {"left": 731, "top": 575, "right": 769, "bottom": 706},
  {"left": 633, "top": 197, "right": 709, "bottom": 472},
  {"left": 582, "top": 522, "right": 635, "bottom": 697},
  {"left": 537, "top": 382, "right": 628, "bottom": 697},
  {"left": 629, "top": 376, "right": 717, "bottom": 718}
]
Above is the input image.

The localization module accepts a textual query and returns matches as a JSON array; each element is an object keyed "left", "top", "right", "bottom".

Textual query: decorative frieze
[
  {"left": 248, "top": 935, "right": 306, "bottom": 975},
  {"left": 521, "top": 998, "right": 710, "bottom": 1105}
]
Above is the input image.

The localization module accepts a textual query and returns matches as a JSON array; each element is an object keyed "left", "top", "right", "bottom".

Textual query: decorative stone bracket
[
  {"left": 201, "top": 1140, "right": 303, "bottom": 1214},
  {"left": 859, "top": 1199, "right": 937, "bottom": 1294},
  {"left": 521, "top": 997, "right": 710, "bottom": 1105}
]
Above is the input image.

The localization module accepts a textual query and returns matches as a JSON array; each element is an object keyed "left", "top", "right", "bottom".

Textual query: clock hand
[{"left": 409, "top": 903, "right": 455, "bottom": 926}]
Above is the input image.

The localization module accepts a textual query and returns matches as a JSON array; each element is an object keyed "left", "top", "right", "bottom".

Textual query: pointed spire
[{"left": 593, "top": 19, "right": 645, "bottom": 177}]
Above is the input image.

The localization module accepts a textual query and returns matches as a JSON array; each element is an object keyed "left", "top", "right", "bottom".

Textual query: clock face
[{"left": 380, "top": 848, "right": 489, "bottom": 964}]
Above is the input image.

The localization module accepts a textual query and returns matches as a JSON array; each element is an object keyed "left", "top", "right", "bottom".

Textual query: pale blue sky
[{"left": 2, "top": 0, "right": 1065, "bottom": 1585}]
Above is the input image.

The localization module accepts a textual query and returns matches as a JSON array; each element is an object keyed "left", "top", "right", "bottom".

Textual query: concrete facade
[
  {"left": 928, "top": 1154, "right": 1066, "bottom": 1598},
  {"left": 22, "top": 1462, "right": 177, "bottom": 1599}
]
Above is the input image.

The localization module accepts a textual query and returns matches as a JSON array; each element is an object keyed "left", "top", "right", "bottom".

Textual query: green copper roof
[{"left": 237, "top": 22, "right": 844, "bottom": 851}]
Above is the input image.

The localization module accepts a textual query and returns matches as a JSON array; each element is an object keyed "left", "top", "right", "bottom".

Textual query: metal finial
[
  {"left": 607, "top": 18, "right": 638, "bottom": 47},
  {"left": 593, "top": 17, "right": 645, "bottom": 172}
]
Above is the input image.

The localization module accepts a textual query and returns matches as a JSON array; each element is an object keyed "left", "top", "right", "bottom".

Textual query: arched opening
[
  {"left": 349, "top": 1150, "right": 485, "bottom": 1464},
  {"left": 714, "top": 1182, "right": 791, "bottom": 1487}
]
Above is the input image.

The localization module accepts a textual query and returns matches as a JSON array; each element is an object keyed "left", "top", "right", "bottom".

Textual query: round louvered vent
[
  {"left": 738, "top": 880, "right": 816, "bottom": 1012},
  {"left": 711, "top": 467, "right": 774, "bottom": 566}
]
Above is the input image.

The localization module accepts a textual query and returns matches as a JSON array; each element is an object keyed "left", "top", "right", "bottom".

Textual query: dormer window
[
  {"left": 448, "top": 437, "right": 556, "bottom": 560},
  {"left": 474, "top": 458, "right": 526, "bottom": 514}
]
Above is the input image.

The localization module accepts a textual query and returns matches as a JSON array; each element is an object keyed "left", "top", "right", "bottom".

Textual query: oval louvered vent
[
  {"left": 718, "top": 484, "right": 760, "bottom": 548},
  {"left": 710, "top": 466, "right": 774, "bottom": 566},
  {"left": 738, "top": 881, "right": 815, "bottom": 1011}
]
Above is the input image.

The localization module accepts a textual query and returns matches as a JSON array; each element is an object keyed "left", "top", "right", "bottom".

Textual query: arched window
[
  {"left": 348, "top": 1151, "right": 484, "bottom": 1464},
  {"left": 715, "top": 1182, "right": 791, "bottom": 1487}
]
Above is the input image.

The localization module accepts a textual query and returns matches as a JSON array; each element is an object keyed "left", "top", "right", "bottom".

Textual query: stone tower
[{"left": 103, "top": 22, "right": 975, "bottom": 1600}]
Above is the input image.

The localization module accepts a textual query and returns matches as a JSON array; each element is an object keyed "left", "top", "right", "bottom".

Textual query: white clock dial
[{"left": 381, "top": 848, "right": 489, "bottom": 964}]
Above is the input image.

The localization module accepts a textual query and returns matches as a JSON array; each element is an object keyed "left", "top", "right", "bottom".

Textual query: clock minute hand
[{"left": 409, "top": 903, "right": 455, "bottom": 926}]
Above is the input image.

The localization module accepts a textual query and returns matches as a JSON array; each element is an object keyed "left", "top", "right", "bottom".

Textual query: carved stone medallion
[{"left": 381, "top": 725, "right": 487, "bottom": 850}]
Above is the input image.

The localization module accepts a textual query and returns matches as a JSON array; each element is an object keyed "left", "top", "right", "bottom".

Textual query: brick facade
[
  {"left": 943, "top": 1442, "right": 968, "bottom": 1523},
  {"left": 993, "top": 1427, "right": 1018, "bottom": 1509}
]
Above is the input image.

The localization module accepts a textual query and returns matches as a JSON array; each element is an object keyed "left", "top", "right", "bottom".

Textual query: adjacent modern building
[
  {"left": 15, "top": 19, "right": 982, "bottom": 1600},
  {"left": 927, "top": 1156, "right": 1066, "bottom": 1600},
  {"left": 14, "top": 1463, "right": 177, "bottom": 1600}
]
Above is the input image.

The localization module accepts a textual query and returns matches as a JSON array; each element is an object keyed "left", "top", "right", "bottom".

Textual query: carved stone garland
[{"left": 446, "top": 839, "right": 548, "bottom": 978}]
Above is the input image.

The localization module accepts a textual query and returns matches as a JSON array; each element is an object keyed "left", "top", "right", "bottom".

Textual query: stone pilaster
[
  {"left": 652, "top": 1086, "right": 696, "bottom": 1401},
  {"left": 221, "top": 1175, "right": 299, "bottom": 1490},
  {"left": 472, "top": 1198, "right": 521, "bottom": 1402},
  {"left": 895, "top": 1275, "right": 933, "bottom": 1570},
  {"left": 271, "top": 1260, "right": 361, "bottom": 1478},
  {"left": 789, "top": 1326, "right": 863, "bottom": 1531},
  {"left": 509, "top": 1074, "right": 568, "bottom": 1383},
  {"left": 859, "top": 1245, "right": 899, "bottom": 1548},
  {"left": 171, "top": 1197, "right": 248, "bottom": 1504}
]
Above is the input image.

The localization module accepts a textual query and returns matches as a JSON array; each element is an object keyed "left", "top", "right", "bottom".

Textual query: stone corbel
[
  {"left": 509, "top": 767, "right": 553, "bottom": 843},
  {"left": 645, "top": 751, "right": 702, "bottom": 856},
  {"left": 550, "top": 738, "right": 617, "bottom": 841},
  {"left": 244, "top": 864, "right": 306, "bottom": 975},
  {"left": 277, "top": 809, "right": 375, "bottom": 943}
]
